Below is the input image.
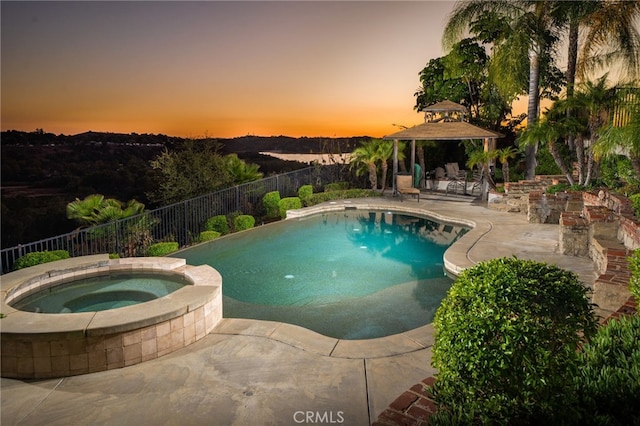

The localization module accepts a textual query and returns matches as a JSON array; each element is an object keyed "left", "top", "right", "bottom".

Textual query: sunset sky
[{"left": 1, "top": 1, "right": 457, "bottom": 138}]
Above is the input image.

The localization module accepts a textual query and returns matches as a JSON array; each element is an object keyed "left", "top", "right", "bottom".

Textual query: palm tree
[
  {"left": 350, "top": 140, "right": 379, "bottom": 190},
  {"left": 376, "top": 140, "right": 394, "bottom": 193},
  {"left": 67, "top": 194, "right": 145, "bottom": 227},
  {"left": 566, "top": 76, "right": 619, "bottom": 185},
  {"left": 466, "top": 148, "right": 498, "bottom": 190},
  {"left": 518, "top": 118, "right": 575, "bottom": 185},
  {"left": 574, "top": 1, "right": 640, "bottom": 82},
  {"left": 550, "top": 1, "right": 640, "bottom": 178},
  {"left": 443, "top": 0, "right": 560, "bottom": 180},
  {"left": 224, "top": 154, "right": 263, "bottom": 184},
  {"left": 592, "top": 96, "right": 640, "bottom": 176},
  {"left": 495, "top": 146, "right": 519, "bottom": 183}
]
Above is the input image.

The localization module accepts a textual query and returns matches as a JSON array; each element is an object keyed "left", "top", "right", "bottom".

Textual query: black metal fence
[{"left": 1, "top": 166, "right": 343, "bottom": 274}]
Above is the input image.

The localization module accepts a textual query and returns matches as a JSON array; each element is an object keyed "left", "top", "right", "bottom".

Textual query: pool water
[
  {"left": 176, "top": 210, "right": 467, "bottom": 339},
  {"left": 11, "top": 274, "right": 187, "bottom": 313}
]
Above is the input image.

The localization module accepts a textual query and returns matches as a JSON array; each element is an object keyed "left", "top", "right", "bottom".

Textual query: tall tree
[
  {"left": 593, "top": 95, "right": 640, "bottom": 176},
  {"left": 574, "top": 1, "right": 640, "bottom": 83},
  {"left": 550, "top": 1, "right": 640, "bottom": 178},
  {"left": 443, "top": 1, "right": 564, "bottom": 180},
  {"left": 147, "top": 139, "right": 231, "bottom": 205}
]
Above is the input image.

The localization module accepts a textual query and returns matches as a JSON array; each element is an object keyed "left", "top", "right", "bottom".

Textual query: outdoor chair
[
  {"left": 469, "top": 170, "right": 483, "bottom": 195},
  {"left": 445, "top": 163, "right": 467, "bottom": 195},
  {"left": 397, "top": 174, "right": 420, "bottom": 202}
]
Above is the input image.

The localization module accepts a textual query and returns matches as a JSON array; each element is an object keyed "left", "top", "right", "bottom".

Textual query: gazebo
[{"left": 383, "top": 100, "right": 503, "bottom": 198}]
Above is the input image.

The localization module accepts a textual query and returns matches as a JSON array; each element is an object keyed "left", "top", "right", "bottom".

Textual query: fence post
[
  {"left": 184, "top": 201, "right": 189, "bottom": 246},
  {"left": 235, "top": 186, "right": 240, "bottom": 212},
  {"left": 115, "top": 221, "right": 121, "bottom": 256}
]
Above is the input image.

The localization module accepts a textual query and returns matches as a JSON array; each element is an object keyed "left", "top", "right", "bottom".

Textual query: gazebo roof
[
  {"left": 422, "top": 100, "right": 468, "bottom": 113},
  {"left": 383, "top": 121, "right": 503, "bottom": 141}
]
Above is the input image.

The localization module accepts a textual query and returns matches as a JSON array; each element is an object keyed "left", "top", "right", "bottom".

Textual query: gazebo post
[
  {"left": 393, "top": 139, "right": 399, "bottom": 196},
  {"left": 410, "top": 139, "right": 416, "bottom": 187}
]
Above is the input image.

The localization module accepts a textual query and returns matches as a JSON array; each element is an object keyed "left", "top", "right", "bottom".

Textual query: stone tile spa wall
[{"left": 0, "top": 255, "right": 222, "bottom": 379}]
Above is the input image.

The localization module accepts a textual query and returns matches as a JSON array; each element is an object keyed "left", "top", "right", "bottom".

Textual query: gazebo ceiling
[{"left": 383, "top": 121, "right": 503, "bottom": 141}]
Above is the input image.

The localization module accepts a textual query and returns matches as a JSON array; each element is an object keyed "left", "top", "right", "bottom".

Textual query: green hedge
[
  {"left": 233, "top": 214, "right": 255, "bottom": 231},
  {"left": 205, "top": 215, "right": 230, "bottom": 235},
  {"left": 263, "top": 191, "right": 281, "bottom": 219},
  {"left": 298, "top": 185, "right": 313, "bottom": 206},
  {"left": 199, "top": 230, "right": 221, "bottom": 242},
  {"left": 324, "top": 182, "right": 350, "bottom": 192},
  {"left": 278, "top": 197, "right": 302, "bottom": 219},
  {"left": 430, "top": 257, "right": 598, "bottom": 425},
  {"left": 13, "top": 250, "right": 70, "bottom": 270},
  {"left": 147, "top": 242, "right": 179, "bottom": 257},
  {"left": 308, "top": 189, "right": 378, "bottom": 205},
  {"left": 574, "top": 314, "right": 640, "bottom": 424}
]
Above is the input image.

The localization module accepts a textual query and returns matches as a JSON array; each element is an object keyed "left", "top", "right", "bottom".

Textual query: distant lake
[{"left": 260, "top": 152, "right": 352, "bottom": 165}]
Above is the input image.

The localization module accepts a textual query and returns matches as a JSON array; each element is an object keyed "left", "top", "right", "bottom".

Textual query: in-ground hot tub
[{"left": 0, "top": 255, "right": 222, "bottom": 379}]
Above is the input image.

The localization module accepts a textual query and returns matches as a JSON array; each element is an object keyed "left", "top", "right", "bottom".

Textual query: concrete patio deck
[{"left": 1, "top": 191, "right": 597, "bottom": 426}]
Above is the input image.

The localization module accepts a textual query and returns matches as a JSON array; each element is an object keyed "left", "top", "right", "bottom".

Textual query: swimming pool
[{"left": 176, "top": 209, "right": 468, "bottom": 339}]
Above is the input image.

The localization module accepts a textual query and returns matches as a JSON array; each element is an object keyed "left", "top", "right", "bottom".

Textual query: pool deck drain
[{"left": 1, "top": 192, "right": 600, "bottom": 425}]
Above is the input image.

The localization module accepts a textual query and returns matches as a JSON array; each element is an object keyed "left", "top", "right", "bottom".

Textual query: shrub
[
  {"left": 108, "top": 253, "right": 120, "bottom": 259},
  {"left": 430, "top": 257, "right": 598, "bottom": 425},
  {"left": 629, "top": 249, "right": 640, "bottom": 300},
  {"left": 600, "top": 154, "right": 640, "bottom": 190},
  {"left": 13, "top": 250, "right": 70, "bottom": 270},
  {"left": 205, "top": 215, "right": 230, "bottom": 235},
  {"left": 324, "top": 182, "right": 350, "bottom": 192},
  {"left": 308, "top": 189, "right": 378, "bottom": 205},
  {"left": 574, "top": 314, "right": 640, "bottom": 425},
  {"left": 629, "top": 194, "right": 640, "bottom": 218},
  {"left": 147, "top": 242, "right": 179, "bottom": 257},
  {"left": 546, "top": 183, "right": 571, "bottom": 194},
  {"left": 233, "top": 214, "right": 255, "bottom": 231},
  {"left": 199, "top": 230, "right": 221, "bottom": 242},
  {"left": 278, "top": 197, "right": 302, "bottom": 219},
  {"left": 263, "top": 191, "right": 281, "bottom": 218},
  {"left": 298, "top": 185, "right": 313, "bottom": 206}
]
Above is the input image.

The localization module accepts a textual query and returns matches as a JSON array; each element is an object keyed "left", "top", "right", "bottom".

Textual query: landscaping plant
[
  {"left": 430, "top": 257, "right": 598, "bottom": 425},
  {"left": 13, "top": 250, "right": 70, "bottom": 270},
  {"left": 574, "top": 314, "right": 640, "bottom": 425},
  {"left": 298, "top": 185, "right": 313, "bottom": 206},
  {"left": 198, "top": 231, "right": 221, "bottom": 242},
  {"left": 233, "top": 215, "right": 255, "bottom": 232},
  {"left": 262, "top": 191, "right": 281, "bottom": 219},
  {"left": 278, "top": 197, "right": 302, "bottom": 219},
  {"left": 205, "top": 215, "right": 230, "bottom": 235},
  {"left": 146, "top": 242, "right": 179, "bottom": 257}
]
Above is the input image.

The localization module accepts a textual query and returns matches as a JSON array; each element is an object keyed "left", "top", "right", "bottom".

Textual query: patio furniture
[
  {"left": 397, "top": 174, "right": 420, "bottom": 202},
  {"left": 445, "top": 163, "right": 467, "bottom": 195},
  {"left": 469, "top": 170, "right": 483, "bottom": 195}
]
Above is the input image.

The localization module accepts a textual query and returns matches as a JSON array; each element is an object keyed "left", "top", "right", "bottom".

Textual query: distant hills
[
  {"left": 0, "top": 130, "right": 371, "bottom": 248},
  {"left": 0, "top": 130, "right": 368, "bottom": 154}
]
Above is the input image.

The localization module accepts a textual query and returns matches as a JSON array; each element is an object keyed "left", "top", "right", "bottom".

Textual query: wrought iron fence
[{"left": 1, "top": 166, "right": 341, "bottom": 274}]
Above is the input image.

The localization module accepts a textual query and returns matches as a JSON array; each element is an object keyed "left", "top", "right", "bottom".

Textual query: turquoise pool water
[
  {"left": 12, "top": 274, "right": 187, "bottom": 313},
  {"left": 176, "top": 210, "right": 467, "bottom": 339}
]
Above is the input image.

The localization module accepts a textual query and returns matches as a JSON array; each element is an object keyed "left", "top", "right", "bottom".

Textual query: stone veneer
[{"left": 0, "top": 255, "right": 222, "bottom": 379}]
